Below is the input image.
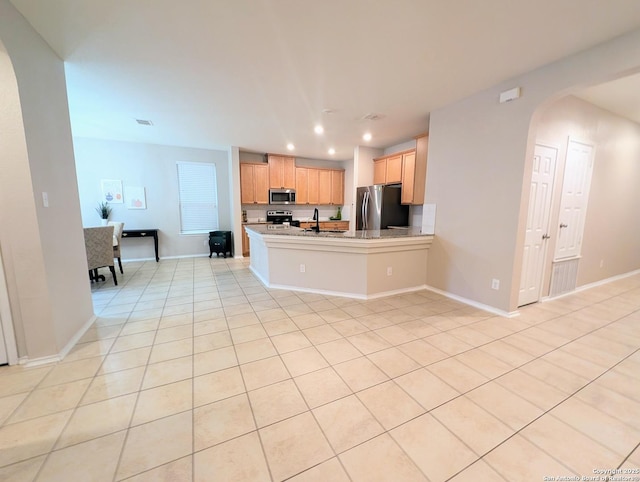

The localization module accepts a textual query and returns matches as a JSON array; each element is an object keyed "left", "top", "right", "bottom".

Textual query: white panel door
[
  {"left": 519, "top": 145, "right": 557, "bottom": 307},
  {"left": 555, "top": 139, "right": 595, "bottom": 260}
]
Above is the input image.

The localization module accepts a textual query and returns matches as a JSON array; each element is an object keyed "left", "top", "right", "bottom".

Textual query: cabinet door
[
  {"left": 318, "top": 169, "right": 332, "bottom": 204},
  {"left": 331, "top": 170, "right": 344, "bottom": 205},
  {"left": 268, "top": 155, "right": 296, "bottom": 189},
  {"left": 401, "top": 151, "right": 416, "bottom": 204},
  {"left": 282, "top": 157, "right": 296, "bottom": 189},
  {"left": 295, "top": 168, "right": 309, "bottom": 204},
  {"left": 268, "top": 156, "right": 284, "bottom": 188},
  {"left": 242, "top": 226, "right": 250, "bottom": 256},
  {"left": 307, "top": 169, "right": 319, "bottom": 204},
  {"left": 240, "top": 164, "right": 255, "bottom": 204},
  {"left": 373, "top": 159, "right": 386, "bottom": 185},
  {"left": 254, "top": 164, "right": 269, "bottom": 204},
  {"left": 412, "top": 135, "right": 428, "bottom": 205},
  {"left": 386, "top": 155, "right": 403, "bottom": 184}
]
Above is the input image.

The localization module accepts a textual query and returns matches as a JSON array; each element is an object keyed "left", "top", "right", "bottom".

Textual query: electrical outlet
[
  {"left": 204, "top": 239, "right": 208, "bottom": 246},
  {"left": 300, "top": 264, "right": 305, "bottom": 273},
  {"left": 491, "top": 278, "right": 500, "bottom": 290},
  {"left": 387, "top": 267, "right": 393, "bottom": 276}
]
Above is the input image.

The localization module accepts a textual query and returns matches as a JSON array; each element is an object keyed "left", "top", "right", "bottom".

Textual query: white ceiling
[{"left": 9, "top": 0, "right": 640, "bottom": 160}]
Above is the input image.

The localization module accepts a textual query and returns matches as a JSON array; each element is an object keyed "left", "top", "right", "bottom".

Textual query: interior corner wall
[
  {"left": 73, "top": 137, "right": 232, "bottom": 259},
  {"left": 535, "top": 95, "right": 640, "bottom": 289},
  {"left": 0, "top": 0, "right": 93, "bottom": 359},
  {"left": 424, "top": 28, "right": 640, "bottom": 313}
]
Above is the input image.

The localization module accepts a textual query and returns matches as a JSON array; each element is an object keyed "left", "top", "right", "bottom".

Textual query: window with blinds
[{"left": 177, "top": 161, "right": 219, "bottom": 234}]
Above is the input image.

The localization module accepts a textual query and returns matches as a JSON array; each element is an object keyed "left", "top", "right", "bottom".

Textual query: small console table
[{"left": 122, "top": 229, "right": 159, "bottom": 262}]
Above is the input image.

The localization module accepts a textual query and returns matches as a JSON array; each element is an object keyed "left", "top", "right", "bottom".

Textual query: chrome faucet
[{"left": 312, "top": 208, "right": 320, "bottom": 233}]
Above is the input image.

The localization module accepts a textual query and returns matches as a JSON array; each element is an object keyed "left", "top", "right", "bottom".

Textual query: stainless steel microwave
[{"left": 269, "top": 189, "right": 296, "bottom": 205}]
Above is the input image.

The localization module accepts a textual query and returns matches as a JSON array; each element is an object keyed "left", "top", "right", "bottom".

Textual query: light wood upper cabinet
[
  {"left": 373, "top": 153, "right": 404, "bottom": 185},
  {"left": 386, "top": 154, "right": 402, "bottom": 184},
  {"left": 401, "top": 135, "right": 428, "bottom": 205},
  {"left": 240, "top": 163, "right": 269, "bottom": 204},
  {"left": 268, "top": 155, "right": 295, "bottom": 189},
  {"left": 318, "top": 169, "right": 332, "bottom": 205},
  {"left": 373, "top": 159, "right": 386, "bottom": 185},
  {"left": 295, "top": 168, "right": 309, "bottom": 204},
  {"left": 372, "top": 141, "right": 427, "bottom": 204},
  {"left": 308, "top": 169, "right": 319, "bottom": 205},
  {"left": 331, "top": 170, "right": 344, "bottom": 205},
  {"left": 401, "top": 151, "right": 416, "bottom": 204},
  {"left": 295, "top": 167, "right": 321, "bottom": 205}
]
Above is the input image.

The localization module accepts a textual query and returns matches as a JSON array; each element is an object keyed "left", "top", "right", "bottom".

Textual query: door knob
[
  {"left": 559, "top": 223, "right": 568, "bottom": 228},
  {"left": 542, "top": 234, "right": 550, "bottom": 240}
]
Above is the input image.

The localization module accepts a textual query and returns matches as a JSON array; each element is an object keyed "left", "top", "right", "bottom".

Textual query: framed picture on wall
[
  {"left": 126, "top": 186, "right": 146, "bottom": 209},
  {"left": 101, "top": 179, "right": 123, "bottom": 203}
]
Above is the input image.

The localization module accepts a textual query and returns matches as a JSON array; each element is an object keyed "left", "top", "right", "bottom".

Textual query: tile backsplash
[{"left": 243, "top": 205, "right": 349, "bottom": 222}]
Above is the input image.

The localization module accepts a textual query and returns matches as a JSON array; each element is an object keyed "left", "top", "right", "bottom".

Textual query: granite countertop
[{"left": 245, "top": 225, "right": 432, "bottom": 239}]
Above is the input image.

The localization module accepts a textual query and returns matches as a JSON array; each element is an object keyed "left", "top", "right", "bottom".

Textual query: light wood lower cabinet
[
  {"left": 242, "top": 224, "right": 263, "bottom": 256},
  {"left": 299, "top": 221, "right": 349, "bottom": 231}
]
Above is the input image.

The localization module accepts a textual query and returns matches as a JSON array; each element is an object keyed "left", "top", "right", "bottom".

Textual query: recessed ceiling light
[
  {"left": 328, "top": 148, "right": 336, "bottom": 155},
  {"left": 286, "top": 143, "right": 295, "bottom": 151},
  {"left": 314, "top": 125, "right": 324, "bottom": 135},
  {"left": 363, "top": 132, "right": 372, "bottom": 141}
]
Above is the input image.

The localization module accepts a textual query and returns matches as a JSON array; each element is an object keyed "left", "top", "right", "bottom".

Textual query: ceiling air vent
[
  {"left": 361, "top": 113, "right": 386, "bottom": 121},
  {"left": 135, "top": 119, "right": 153, "bottom": 126}
]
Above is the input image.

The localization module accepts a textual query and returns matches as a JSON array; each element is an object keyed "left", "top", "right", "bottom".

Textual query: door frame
[{"left": 0, "top": 249, "right": 18, "bottom": 365}]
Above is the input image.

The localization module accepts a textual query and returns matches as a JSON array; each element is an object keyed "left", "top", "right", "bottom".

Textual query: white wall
[
  {"left": 74, "top": 137, "right": 232, "bottom": 259},
  {"left": 425, "top": 28, "right": 640, "bottom": 313},
  {"left": 0, "top": 0, "right": 93, "bottom": 361}
]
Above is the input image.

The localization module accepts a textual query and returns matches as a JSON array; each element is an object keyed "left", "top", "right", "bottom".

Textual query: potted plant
[{"left": 96, "top": 201, "right": 112, "bottom": 225}]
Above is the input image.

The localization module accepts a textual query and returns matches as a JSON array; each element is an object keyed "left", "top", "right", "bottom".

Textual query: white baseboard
[
  {"left": 19, "top": 314, "right": 97, "bottom": 367},
  {"left": 250, "top": 266, "right": 429, "bottom": 300},
  {"left": 542, "top": 268, "right": 640, "bottom": 302},
  {"left": 425, "top": 285, "right": 519, "bottom": 318}
]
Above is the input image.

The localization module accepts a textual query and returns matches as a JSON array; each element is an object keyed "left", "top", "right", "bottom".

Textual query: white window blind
[{"left": 177, "top": 161, "right": 219, "bottom": 234}]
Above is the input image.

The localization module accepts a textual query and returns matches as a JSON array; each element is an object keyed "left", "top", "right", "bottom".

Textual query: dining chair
[
  {"left": 84, "top": 226, "right": 118, "bottom": 286},
  {"left": 108, "top": 221, "right": 125, "bottom": 273}
]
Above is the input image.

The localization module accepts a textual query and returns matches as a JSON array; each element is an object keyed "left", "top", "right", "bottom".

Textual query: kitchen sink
[{"left": 301, "top": 229, "right": 347, "bottom": 234}]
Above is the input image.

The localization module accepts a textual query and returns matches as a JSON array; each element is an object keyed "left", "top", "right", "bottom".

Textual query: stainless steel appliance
[
  {"left": 269, "top": 188, "right": 296, "bottom": 205},
  {"left": 266, "top": 210, "right": 300, "bottom": 227},
  {"left": 356, "top": 184, "right": 409, "bottom": 230}
]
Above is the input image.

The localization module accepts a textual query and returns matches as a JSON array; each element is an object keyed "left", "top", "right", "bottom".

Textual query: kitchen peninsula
[{"left": 245, "top": 225, "right": 433, "bottom": 299}]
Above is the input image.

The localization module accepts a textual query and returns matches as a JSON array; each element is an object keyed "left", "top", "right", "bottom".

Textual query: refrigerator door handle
[{"left": 363, "top": 191, "right": 370, "bottom": 230}]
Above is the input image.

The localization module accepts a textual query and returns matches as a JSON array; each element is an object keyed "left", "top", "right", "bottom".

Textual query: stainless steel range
[{"left": 266, "top": 210, "right": 300, "bottom": 226}]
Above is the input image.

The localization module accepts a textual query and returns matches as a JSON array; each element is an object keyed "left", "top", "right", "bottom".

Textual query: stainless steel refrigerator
[{"left": 356, "top": 184, "right": 409, "bottom": 230}]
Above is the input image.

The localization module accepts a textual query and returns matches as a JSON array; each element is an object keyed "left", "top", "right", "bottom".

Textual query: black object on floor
[{"left": 209, "top": 231, "right": 232, "bottom": 258}]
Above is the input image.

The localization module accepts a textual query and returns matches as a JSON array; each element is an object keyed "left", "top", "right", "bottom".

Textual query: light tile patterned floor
[{"left": 1, "top": 257, "right": 639, "bottom": 481}]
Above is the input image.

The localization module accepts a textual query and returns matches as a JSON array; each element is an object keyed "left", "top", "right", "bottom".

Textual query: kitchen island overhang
[{"left": 245, "top": 226, "right": 434, "bottom": 299}]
